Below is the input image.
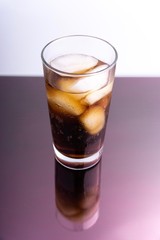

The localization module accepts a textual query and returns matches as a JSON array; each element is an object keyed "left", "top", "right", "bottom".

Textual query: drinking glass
[{"left": 41, "top": 35, "right": 118, "bottom": 169}]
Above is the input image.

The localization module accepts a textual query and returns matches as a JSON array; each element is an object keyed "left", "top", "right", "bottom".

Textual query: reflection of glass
[{"left": 55, "top": 159, "right": 101, "bottom": 231}]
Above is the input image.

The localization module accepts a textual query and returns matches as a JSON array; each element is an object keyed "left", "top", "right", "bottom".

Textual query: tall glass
[{"left": 41, "top": 35, "right": 117, "bottom": 169}]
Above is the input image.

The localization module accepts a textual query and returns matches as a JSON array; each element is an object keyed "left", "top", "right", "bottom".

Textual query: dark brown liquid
[{"left": 49, "top": 104, "right": 110, "bottom": 158}]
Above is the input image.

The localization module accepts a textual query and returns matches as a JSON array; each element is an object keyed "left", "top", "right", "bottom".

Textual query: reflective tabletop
[{"left": 0, "top": 77, "right": 160, "bottom": 240}]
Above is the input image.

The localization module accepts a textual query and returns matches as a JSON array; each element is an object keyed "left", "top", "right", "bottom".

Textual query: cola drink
[
  {"left": 41, "top": 36, "right": 117, "bottom": 168},
  {"left": 43, "top": 53, "right": 115, "bottom": 168}
]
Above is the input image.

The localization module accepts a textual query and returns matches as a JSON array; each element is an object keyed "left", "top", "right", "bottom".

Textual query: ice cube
[
  {"left": 80, "top": 106, "right": 105, "bottom": 135},
  {"left": 98, "top": 94, "right": 111, "bottom": 109},
  {"left": 70, "top": 92, "right": 88, "bottom": 101},
  {"left": 46, "top": 84, "right": 86, "bottom": 116},
  {"left": 51, "top": 54, "right": 98, "bottom": 74},
  {"left": 56, "top": 64, "right": 109, "bottom": 93},
  {"left": 81, "top": 81, "right": 113, "bottom": 105}
]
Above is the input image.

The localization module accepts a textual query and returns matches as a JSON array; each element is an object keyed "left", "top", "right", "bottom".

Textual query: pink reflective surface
[{"left": 0, "top": 77, "right": 160, "bottom": 240}]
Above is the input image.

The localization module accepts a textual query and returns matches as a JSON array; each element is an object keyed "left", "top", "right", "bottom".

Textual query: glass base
[
  {"left": 56, "top": 207, "right": 99, "bottom": 231},
  {"left": 53, "top": 145, "right": 103, "bottom": 170}
]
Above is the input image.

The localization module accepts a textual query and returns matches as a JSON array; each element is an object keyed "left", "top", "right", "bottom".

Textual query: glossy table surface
[{"left": 1, "top": 77, "right": 160, "bottom": 240}]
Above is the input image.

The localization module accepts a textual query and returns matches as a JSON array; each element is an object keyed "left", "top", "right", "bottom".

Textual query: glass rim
[{"left": 41, "top": 34, "right": 118, "bottom": 77}]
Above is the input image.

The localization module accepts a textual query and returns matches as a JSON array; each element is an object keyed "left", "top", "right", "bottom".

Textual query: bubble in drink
[{"left": 43, "top": 53, "right": 114, "bottom": 168}]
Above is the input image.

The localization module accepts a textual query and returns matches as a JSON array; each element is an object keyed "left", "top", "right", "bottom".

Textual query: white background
[{"left": 0, "top": 0, "right": 160, "bottom": 76}]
